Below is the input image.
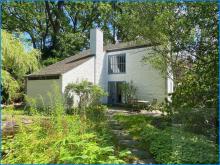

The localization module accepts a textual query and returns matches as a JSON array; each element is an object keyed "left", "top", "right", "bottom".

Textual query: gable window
[{"left": 108, "top": 54, "right": 126, "bottom": 74}]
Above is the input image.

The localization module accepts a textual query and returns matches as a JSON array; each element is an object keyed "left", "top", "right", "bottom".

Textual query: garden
[
  {"left": 1, "top": 79, "right": 218, "bottom": 164},
  {"left": 114, "top": 114, "right": 218, "bottom": 164},
  {"left": 1, "top": 1, "right": 219, "bottom": 164},
  {"left": 2, "top": 82, "right": 131, "bottom": 164}
]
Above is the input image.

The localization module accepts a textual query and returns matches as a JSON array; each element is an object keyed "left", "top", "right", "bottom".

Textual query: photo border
[{"left": 0, "top": 0, "right": 219, "bottom": 164}]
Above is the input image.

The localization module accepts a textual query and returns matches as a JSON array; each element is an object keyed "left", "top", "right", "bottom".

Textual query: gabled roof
[
  {"left": 28, "top": 41, "right": 153, "bottom": 77},
  {"left": 28, "top": 49, "right": 94, "bottom": 77}
]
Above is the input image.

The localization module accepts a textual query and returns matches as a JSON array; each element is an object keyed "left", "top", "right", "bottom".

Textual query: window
[
  {"left": 27, "top": 75, "right": 60, "bottom": 80},
  {"left": 108, "top": 54, "right": 126, "bottom": 74}
]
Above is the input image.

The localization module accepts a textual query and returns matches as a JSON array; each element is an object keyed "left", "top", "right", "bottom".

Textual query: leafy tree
[
  {"left": 2, "top": 1, "right": 118, "bottom": 60},
  {"left": 112, "top": 2, "right": 218, "bottom": 138},
  {"left": 2, "top": 2, "right": 48, "bottom": 50},
  {"left": 2, "top": 30, "right": 40, "bottom": 103}
]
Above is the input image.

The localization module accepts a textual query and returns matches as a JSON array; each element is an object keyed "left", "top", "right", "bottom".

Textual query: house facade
[{"left": 26, "top": 28, "right": 173, "bottom": 105}]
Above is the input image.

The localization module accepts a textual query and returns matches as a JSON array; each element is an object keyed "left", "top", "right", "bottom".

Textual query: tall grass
[{"left": 2, "top": 83, "right": 129, "bottom": 164}]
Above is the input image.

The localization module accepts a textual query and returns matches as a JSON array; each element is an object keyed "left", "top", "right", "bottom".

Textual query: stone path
[
  {"left": 106, "top": 107, "right": 156, "bottom": 164},
  {"left": 2, "top": 115, "right": 34, "bottom": 137}
]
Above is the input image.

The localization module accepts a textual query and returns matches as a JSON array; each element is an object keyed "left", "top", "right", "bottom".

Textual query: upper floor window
[{"left": 108, "top": 54, "right": 126, "bottom": 74}]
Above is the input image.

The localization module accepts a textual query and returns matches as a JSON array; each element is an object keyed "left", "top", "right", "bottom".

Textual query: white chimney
[{"left": 90, "top": 28, "right": 103, "bottom": 55}]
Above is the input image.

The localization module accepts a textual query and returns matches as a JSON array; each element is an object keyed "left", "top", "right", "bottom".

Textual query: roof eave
[
  {"left": 106, "top": 44, "right": 156, "bottom": 53},
  {"left": 26, "top": 73, "right": 61, "bottom": 78}
]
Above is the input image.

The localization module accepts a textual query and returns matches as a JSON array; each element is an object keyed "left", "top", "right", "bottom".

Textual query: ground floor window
[{"left": 108, "top": 81, "right": 124, "bottom": 104}]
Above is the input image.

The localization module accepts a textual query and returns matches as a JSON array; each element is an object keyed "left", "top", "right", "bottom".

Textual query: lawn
[{"left": 114, "top": 114, "right": 218, "bottom": 164}]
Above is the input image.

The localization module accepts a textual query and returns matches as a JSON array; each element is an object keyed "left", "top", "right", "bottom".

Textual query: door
[
  {"left": 108, "top": 82, "right": 116, "bottom": 104},
  {"left": 108, "top": 81, "right": 124, "bottom": 104},
  {"left": 116, "top": 82, "right": 122, "bottom": 103}
]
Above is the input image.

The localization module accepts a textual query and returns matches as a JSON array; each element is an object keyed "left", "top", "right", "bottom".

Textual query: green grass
[
  {"left": 1, "top": 107, "right": 43, "bottom": 124},
  {"left": 2, "top": 107, "right": 25, "bottom": 116},
  {"left": 1, "top": 106, "right": 131, "bottom": 164},
  {"left": 114, "top": 114, "right": 218, "bottom": 164}
]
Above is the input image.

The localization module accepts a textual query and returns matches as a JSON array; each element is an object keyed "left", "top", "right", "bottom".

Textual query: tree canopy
[{"left": 2, "top": 30, "right": 40, "bottom": 103}]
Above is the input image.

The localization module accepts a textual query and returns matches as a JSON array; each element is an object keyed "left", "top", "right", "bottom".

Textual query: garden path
[{"left": 106, "top": 107, "right": 158, "bottom": 164}]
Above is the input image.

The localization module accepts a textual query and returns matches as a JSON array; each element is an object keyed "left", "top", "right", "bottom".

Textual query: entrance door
[{"left": 108, "top": 81, "right": 123, "bottom": 104}]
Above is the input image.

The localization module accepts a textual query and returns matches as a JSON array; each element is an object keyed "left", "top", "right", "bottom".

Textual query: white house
[{"left": 26, "top": 28, "right": 173, "bottom": 105}]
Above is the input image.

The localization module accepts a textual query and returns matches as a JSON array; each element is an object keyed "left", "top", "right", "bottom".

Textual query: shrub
[
  {"left": 174, "top": 107, "right": 218, "bottom": 142},
  {"left": 64, "top": 80, "right": 107, "bottom": 114},
  {"left": 119, "top": 81, "right": 137, "bottom": 104},
  {"left": 2, "top": 83, "right": 128, "bottom": 164},
  {"left": 86, "top": 105, "right": 107, "bottom": 122},
  {"left": 115, "top": 114, "right": 218, "bottom": 164},
  {"left": 171, "top": 70, "right": 218, "bottom": 140},
  {"left": 2, "top": 116, "right": 126, "bottom": 164},
  {"left": 141, "top": 127, "right": 218, "bottom": 164},
  {"left": 24, "top": 95, "right": 38, "bottom": 115},
  {"left": 2, "top": 116, "right": 127, "bottom": 164}
]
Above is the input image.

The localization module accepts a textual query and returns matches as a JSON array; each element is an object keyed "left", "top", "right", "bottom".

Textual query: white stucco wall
[
  {"left": 106, "top": 47, "right": 167, "bottom": 102},
  {"left": 61, "top": 57, "right": 95, "bottom": 107},
  {"left": 27, "top": 57, "right": 95, "bottom": 107},
  {"left": 61, "top": 57, "right": 95, "bottom": 92},
  {"left": 26, "top": 78, "right": 62, "bottom": 106},
  {"left": 94, "top": 51, "right": 108, "bottom": 103}
]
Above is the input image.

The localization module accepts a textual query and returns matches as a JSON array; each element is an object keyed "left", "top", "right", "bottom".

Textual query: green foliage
[
  {"left": 52, "top": 32, "right": 87, "bottom": 58},
  {"left": 119, "top": 81, "right": 137, "bottom": 104},
  {"left": 2, "top": 107, "right": 25, "bottom": 116},
  {"left": 172, "top": 70, "right": 217, "bottom": 109},
  {"left": 127, "top": 2, "right": 218, "bottom": 141},
  {"left": 142, "top": 128, "right": 218, "bottom": 164},
  {"left": 171, "top": 59, "right": 218, "bottom": 139},
  {"left": 65, "top": 81, "right": 92, "bottom": 110},
  {"left": 2, "top": 70, "right": 20, "bottom": 102},
  {"left": 2, "top": 85, "right": 127, "bottom": 164},
  {"left": 114, "top": 114, "right": 218, "bottom": 164},
  {"left": 173, "top": 107, "right": 218, "bottom": 142},
  {"left": 64, "top": 80, "right": 107, "bottom": 111},
  {"left": 2, "top": 30, "right": 40, "bottom": 103},
  {"left": 90, "top": 85, "right": 108, "bottom": 106},
  {"left": 2, "top": 2, "right": 119, "bottom": 59},
  {"left": 24, "top": 95, "right": 38, "bottom": 115},
  {"left": 142, "top": 52, "right": 167, "bottom": 76},
  {"left": 2, "top": 116, "right": 126, "bottom": 164},
  {"left": 86, "top": 105, "right": 107, "bottom": 122},
  {"left": 41, "top": 57, "right": 60, "bottom": 66}
]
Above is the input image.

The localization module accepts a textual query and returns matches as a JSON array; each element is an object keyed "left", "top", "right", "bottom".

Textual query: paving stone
[
  {"left": 132, "top": 159, "right": 155, "bottom": 164},
  {"left": 111, "top": 129, "right": 129, "bottom": 136},
  {"left": 111, "top": 129, "right": 121, "bottom": 135},
  {"left": 118, "top": 139, "right": 140, "bottom": 147},
  {"left": 112, "top": 131, "right": 132, "bottom": 140},
  {"left": 108, "top": 119, "right": 118, "bottom": 123},
  {"left": 22, "top": 119, "right": 33, "bottom": 124},
  {"left": 129, "top": 148, "right": 151, "bottom": 158},
  {"left": 111, "top": 125, "right": 123, "bottom": 130},
  {"left": 107, "top": 108, "right": 156, "bottom": 164},
  {"left": 108, "top": 121, "right": 120, "bottom": 126}
]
